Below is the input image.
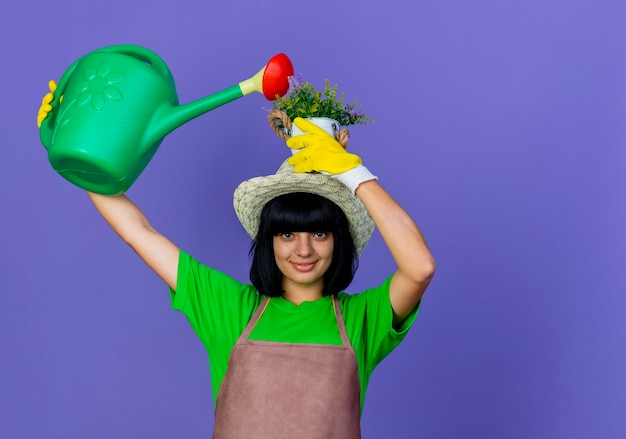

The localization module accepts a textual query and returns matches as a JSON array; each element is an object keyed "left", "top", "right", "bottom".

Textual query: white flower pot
[{"left": 289, "top": 117, "right": 340, "bottom": 138}]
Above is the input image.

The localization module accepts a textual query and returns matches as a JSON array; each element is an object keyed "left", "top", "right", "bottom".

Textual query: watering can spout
[
  {"left": 146, "top": 84, "right": 244, "bottom": 146},
  {"left": 149, "top": 53, "right": 294, "bottom": 145},
  {"left": 146, "top": 52, "right": 293, "bottom": 152}
]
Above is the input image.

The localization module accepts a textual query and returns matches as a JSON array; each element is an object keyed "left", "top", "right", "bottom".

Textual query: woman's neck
[{"left": 281, "top": 282, "right": 324, "bottom": 305}]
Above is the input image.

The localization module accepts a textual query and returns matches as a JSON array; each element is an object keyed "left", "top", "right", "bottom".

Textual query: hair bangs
[{"left": 264, "top": 193, "right": 340, "bottom": 235}]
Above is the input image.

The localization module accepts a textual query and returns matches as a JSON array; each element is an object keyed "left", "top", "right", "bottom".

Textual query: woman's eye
[
  {"left": 278, "top": 232, "right": 293, "bottom": 238},
  {"left": 313, "top": 231, "right": 328, "bottom": 238}
]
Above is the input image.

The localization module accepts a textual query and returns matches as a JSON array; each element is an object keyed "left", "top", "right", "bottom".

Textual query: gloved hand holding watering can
[{"left": 37, "top": 44, "right": 294, "bottom": 195}]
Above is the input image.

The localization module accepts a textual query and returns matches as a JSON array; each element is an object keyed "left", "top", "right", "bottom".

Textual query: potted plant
[{"left": 267, "top": 73, "right": 373, "bottom": 147}]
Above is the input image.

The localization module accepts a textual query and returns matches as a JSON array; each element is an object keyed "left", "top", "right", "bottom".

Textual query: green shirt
[{"left": 170, "top": 250, "right": 419, "bottom": 412}]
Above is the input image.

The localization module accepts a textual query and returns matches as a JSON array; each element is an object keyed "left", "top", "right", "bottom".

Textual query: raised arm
[
  {"left": 355, "top": 181, "right": 435, "bottom": 325},
  {"left": 87, "top": 192, "right": 180, "bottom": 291},
  {"left": 285, "top": 118, "right": 435, "bottom": 325}
]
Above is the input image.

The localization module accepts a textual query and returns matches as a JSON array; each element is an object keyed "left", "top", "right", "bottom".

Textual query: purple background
[{"left": 2, "top": 1, "right": 625, "bottom": 437}]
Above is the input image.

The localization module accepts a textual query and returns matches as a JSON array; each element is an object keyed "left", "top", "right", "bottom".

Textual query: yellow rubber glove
[
  {"left": 37, "top": 80, "right": 60, "bottom": 128},
  {"left": 286, "top": 117, "right": 362, "bottom": 175}
]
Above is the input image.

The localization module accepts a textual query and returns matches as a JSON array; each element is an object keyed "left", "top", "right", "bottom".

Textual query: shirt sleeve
[
  {"left": 340, "top": 275, "right": 420, "bottom": 373},
  {"left": 169, "top": 249, "right": 261, "bottom": 348}
]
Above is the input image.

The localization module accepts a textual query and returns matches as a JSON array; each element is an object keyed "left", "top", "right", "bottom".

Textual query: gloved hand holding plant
[{"left": 287, "top": 117, "right": 377, "bottom": 194}]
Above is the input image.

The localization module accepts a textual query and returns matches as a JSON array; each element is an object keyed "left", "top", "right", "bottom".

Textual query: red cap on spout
[{"left": 261, "top": 53, "right": 294, "bottom": 100}]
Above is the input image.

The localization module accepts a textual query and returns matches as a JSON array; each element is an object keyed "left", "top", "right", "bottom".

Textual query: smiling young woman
[{"left": 86, "top": 117, "right": 435, "bottom": 438}]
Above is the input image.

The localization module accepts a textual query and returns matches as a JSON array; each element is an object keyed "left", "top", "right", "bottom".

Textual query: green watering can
[{"left": 39, "top": 44, "right": 293, "bottom": 195}]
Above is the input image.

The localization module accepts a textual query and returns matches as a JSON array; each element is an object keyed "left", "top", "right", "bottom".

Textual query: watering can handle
[{"left": 93, "top": 44, "right": 176, "bottom": 87}]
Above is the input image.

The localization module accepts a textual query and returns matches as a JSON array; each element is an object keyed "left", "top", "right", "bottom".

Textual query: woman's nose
[{"left": 295, "top": 234, "right": 313, "bottom": 257}]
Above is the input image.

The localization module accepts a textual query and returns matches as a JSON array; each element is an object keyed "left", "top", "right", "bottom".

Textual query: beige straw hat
[{"left": 233, "top": 160, "right": 374, "bottom": 255}]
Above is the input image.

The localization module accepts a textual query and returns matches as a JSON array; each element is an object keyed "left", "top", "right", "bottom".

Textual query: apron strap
[
  {"left": 331, "top": 295, "right": 352, "bottom": 348},
  {"left": 239, "top": 296, "right": 270, "bottom": 340},
  {"left": 240, "top": 295, "right": 351, "bottom": 348}
]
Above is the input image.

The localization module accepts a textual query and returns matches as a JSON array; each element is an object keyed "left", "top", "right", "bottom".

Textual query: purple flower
[{"left": 288, "top": 73, "right": 304, "bottom": 90}]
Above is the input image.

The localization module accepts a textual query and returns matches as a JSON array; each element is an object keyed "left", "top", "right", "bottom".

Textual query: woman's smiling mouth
[{"left": 291, "top": 261, "right": 317, "bottom": 272}]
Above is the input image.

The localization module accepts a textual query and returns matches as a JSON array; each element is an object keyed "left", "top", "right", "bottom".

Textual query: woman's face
[{"left": 273, "top": 231, "right": 334, "bottom": 295}]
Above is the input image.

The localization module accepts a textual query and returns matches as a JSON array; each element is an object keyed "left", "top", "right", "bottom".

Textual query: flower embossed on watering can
[
  {"left": 73, "top": 60, "right": 125, "bottom": 111},
  {"left": 39, "top": 44, "right": 293, "bottom": 195}
]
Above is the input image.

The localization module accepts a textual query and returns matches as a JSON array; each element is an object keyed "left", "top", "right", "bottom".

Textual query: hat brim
[{"left": 233, "top": 160, "right": 374, "bottom": 255}]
